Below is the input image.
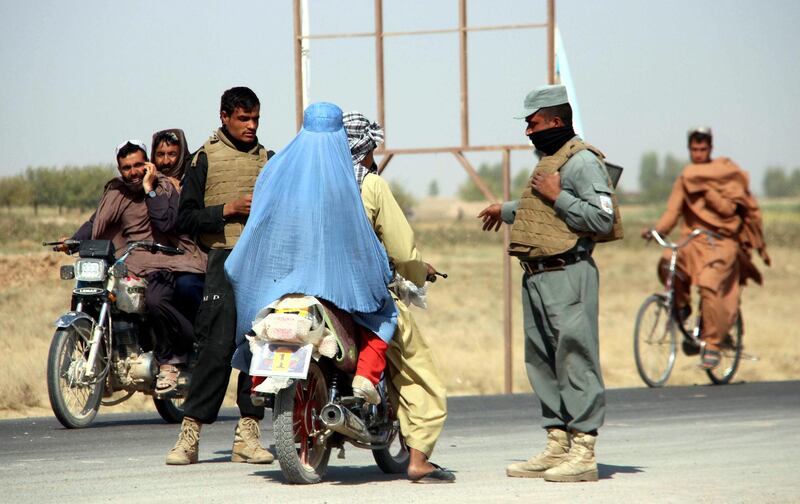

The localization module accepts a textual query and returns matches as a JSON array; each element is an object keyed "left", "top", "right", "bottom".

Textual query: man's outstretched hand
[{"left": 478, "top": 203, "right": 503, "bottom": 232}]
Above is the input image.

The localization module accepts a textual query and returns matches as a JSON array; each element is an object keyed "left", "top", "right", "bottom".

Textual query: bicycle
[{"left": 633, "top": 229, "right": 745, "bottom": 387}]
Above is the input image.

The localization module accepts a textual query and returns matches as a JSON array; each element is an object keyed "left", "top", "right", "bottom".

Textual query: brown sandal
[
  {"left": 156, "top": 364, "right": 181, "bottom": 393},
  {"left": 699, "top": 349, "right": 721, "bottom": 370}
]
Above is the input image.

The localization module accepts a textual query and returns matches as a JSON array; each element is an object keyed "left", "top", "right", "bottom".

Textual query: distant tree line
[
  {"left": 0, "top": 165, "right": 116, "bottom": 214},
  {"left": 637, "top": 151, "right": 686, "bottom": 204},
  {"left": 763, "top": 166, "right": 800, "bottom": 198}
]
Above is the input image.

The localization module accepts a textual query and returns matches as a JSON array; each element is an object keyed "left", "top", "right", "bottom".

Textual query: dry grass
[{"left": 1, "top": 202, "right": 798, "bottom": 419}]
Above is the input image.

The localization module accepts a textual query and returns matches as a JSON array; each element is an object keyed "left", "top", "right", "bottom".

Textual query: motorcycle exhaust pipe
[{"left": 319, "top": 403, "right": 373, "bottom": 444}]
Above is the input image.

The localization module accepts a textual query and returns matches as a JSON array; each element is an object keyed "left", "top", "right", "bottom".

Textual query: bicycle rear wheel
[
  {"left": 706, "top": 310, "right": 743, "bottom": 385},
  {"left": 634, "top": 294, "right": 677, "bottom": 387}
]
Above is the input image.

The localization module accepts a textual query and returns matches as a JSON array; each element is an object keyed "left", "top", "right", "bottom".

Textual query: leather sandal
[
  {"left": 699, "top": 349, "right": 721, "bottom": 370},
  {"left": 409, "top": 462, "right": 456, "bottom": 484},
  {"left": 156, "top": 364, "right": 181, "bottom": 393}
]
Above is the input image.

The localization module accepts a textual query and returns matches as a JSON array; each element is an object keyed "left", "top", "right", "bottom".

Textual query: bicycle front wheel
[
  {"left": 634, "top": 294, "right": 677, "bottom": 387},
  {"left": 706, "top": 310, "right": 743, "bottom": 385}
]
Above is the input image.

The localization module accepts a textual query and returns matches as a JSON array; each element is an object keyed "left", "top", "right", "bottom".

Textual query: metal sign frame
[{"left": 292, "top": 0, "right": 556, "bottom": 393}]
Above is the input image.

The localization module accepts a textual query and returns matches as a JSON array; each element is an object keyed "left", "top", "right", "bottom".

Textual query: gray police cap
[{"left": 514, "top": 84, "right": 569, "bottom": 120}]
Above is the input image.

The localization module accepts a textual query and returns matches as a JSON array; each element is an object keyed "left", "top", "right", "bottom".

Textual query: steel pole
[
  {"left": 375, "top": 0, "right": 386, "bottom": 143},
  {"left": 292, "top": 0, "right": 303, "bottom": 130},
  {"left": 300, "top": 0, "right": 310, "bottom": 109},
  {"left": 547, "top": 0, "right": 555, "bottom": 85},
  {"left": 459, "top": 0, "right": 469, "bottom": 146},
  {"left": 502, "top": 149, "right": 513, "bottom": 394}
]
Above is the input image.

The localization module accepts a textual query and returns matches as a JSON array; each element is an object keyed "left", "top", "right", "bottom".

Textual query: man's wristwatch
[{"left": 147, "top": 189, "right": 157, "bottom": 199}]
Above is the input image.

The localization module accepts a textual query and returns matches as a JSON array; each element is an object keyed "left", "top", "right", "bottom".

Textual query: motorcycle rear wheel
[
  {"left": 373, "top": 431, "right": 410, "bottom": 474},
  {"left": 273, "top": 361, "right": 331, "bottom": 484},
  {"left": 47, "top": 326, "right": 105, "bottom": 429}
]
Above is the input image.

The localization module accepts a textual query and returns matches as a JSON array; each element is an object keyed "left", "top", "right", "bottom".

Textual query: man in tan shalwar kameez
[{"left": 643, "top": 127, "right": 770, "bottom": 369}]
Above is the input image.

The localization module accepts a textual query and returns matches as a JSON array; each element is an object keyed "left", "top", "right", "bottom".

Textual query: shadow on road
[
  {"left": 253, "top": 465, "right": 410, "bottom": 486},
  {"left": 79, "top": 413, "right": 240, "bottom": 430},
  {"left": 598, "top": 463, "right": 644, "bottom": 479}
]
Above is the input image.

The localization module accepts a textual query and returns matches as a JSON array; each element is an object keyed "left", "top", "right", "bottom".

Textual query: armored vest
[
  {"left": 195, "top": 129, "right": 267, "bottom": 249},
  {"left": 509, "top": 138, "right": 623, "bottom": 258}
]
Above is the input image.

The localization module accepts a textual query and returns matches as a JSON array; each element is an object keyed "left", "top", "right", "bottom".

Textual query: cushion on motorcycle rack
[
  {"left": 251, "top": 295, "right": 325, "bottom": 345},
  {"left": 264, "top": 312, "right": 314, "bottom": 344},
  {"left": 79, "top": 240, "right": 115, "bottom": 258},
  {"left": 318, "top": 300, "right": 358, "bottom": 373}
]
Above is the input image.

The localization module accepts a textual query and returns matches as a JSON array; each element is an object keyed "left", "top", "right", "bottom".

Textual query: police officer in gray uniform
[{"left": 478, "top": 84, "right": 622, "bottom": 483}]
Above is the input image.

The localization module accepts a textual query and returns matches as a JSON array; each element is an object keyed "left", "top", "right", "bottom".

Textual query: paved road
[{"left": 2, "top": 381, "right": 798, "bottom": 503}]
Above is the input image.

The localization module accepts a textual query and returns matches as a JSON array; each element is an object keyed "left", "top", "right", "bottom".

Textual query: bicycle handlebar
[{"left": 648, "top": 228, "right": 720, "bottom": 249}]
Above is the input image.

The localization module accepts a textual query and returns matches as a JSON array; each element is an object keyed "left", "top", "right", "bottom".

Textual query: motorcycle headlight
[{"left": 75, "top": 258, "right": 107, "bottom": 282}]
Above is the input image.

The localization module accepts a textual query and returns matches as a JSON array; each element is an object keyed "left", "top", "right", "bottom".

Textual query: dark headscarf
[{"left": 150, "top": 128, "right": 191, "bottom": 181}]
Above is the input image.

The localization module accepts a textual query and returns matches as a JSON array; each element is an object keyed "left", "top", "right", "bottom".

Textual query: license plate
[{"left": 249, "top": 343, "right": 313, "bottom": 378}]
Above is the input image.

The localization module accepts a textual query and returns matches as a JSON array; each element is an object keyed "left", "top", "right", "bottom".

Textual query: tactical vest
[
  {"left": 509, "top": 138, "right": 623, "bottom": 258},
  {"left": 195, "top": 130, "right": 268, "bottom": 249}
]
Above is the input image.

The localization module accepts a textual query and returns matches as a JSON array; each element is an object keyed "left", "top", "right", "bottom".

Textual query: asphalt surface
[{"left": 2, "top": 381, "right": 798, "bottom": 503}]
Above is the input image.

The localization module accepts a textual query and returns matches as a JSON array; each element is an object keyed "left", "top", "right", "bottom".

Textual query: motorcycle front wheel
[
  {"left": 47, "top": 326, "right": 105, "bottom": 428},
  {"left": 273, "top": 361, "right": 331, "bottom": 484},
  {"left": 153, "top": 396, "right": 185, "bottom": 423}
]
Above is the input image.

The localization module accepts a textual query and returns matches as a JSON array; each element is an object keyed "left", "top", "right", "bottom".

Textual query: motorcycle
[
  {"left": 44, "top": 238, "right": 191, "bottom": 429},
  {"left": 249, "top": 272, "right": 446, "bottom": 484}
]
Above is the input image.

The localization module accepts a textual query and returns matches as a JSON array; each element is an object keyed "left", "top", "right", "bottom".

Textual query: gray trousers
[{"left": 521, "top": 257, "right": 605, "bottom": 433}]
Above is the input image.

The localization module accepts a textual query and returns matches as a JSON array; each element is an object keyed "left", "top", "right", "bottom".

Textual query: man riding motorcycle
[{"left": 63, "top": 140, "right": 206, "bottom": 391}]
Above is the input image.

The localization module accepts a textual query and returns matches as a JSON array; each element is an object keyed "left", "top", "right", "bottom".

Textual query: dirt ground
[{"left": 1, "top": 202, "right": 798, "bottom": 419}]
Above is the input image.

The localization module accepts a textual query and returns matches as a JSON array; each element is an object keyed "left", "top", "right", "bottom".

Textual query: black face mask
[
  {"left": 528, "top": 125, "right": 575, "bottom": 156},
  {"left": 221, "top": 125, "right": 257, "bottom": 153}
]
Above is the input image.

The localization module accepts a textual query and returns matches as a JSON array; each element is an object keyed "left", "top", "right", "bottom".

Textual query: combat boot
[
  {"left": 506, "top": 428, "right": 570, "bottom": 478},
  {"left": 231, "top": 416, "right": 274, "bottom": 464},
  {"left": 166, "top": 417, "right": 201, "bottom": 465},
  {"left": 543, "top": 431, "right": 598, "bottom": 482}
]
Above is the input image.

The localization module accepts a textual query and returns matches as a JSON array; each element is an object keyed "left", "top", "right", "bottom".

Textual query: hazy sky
[{"left": 1, "top": 0, "right": 798, "bottom": 196}]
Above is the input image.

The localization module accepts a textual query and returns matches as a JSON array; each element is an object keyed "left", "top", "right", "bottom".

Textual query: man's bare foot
[{"left": 407, "top": 448, "right": 455, "bottom": 483}]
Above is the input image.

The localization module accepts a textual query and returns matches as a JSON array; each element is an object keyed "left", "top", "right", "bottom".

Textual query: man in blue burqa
[{"left": 225, "top": 102, "right": 397, "bottom": 403}]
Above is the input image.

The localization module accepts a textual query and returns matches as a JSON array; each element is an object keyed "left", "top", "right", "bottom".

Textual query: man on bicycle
[{"left": 642, "top": 127, "right": 770, "bottom": 369}]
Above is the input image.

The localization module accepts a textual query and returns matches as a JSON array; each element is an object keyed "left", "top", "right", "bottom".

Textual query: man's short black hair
[
  {"left": 116, "top": 142, "right": 148, "bottom": 162},
  {"left": 220, "top": 86, "right": 260, "bottom": 116},
  {"left": 537, "top": 103, "right": 573, "bottom": 127},
  {"left": 153, "top": 130, "right": 180, "bottom": 148},
  {"left": 688, "top": 132, "right": 713, "bottom": 147}
]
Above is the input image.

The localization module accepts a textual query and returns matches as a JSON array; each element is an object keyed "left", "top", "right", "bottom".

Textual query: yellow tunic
[
  {"left": 360, "top": 173, "right": 447, "bottom": 457},
  {"left": 360, "top": 174, "right": 428, "bottom": 286}
]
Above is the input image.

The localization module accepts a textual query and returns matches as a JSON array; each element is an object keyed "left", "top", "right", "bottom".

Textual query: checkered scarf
[{"left": 343, "top": 111, "right": 384, "bottom": 189}]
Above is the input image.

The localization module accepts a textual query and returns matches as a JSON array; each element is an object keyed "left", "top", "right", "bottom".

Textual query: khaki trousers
[{"left": 386, "top": 298, "right": 448, "bottom": 458}]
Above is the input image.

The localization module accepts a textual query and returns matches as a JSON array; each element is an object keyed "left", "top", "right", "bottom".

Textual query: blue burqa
[{"left": 225, "top": 102, "right": 397, "bottom": 372}]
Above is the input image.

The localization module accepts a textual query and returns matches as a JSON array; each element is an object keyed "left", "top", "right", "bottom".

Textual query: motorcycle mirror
[{"left": 60, "top": 265, "right": 75, "bottom": 280}]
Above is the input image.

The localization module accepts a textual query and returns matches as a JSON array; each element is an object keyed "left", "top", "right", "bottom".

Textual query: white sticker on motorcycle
[{"left": 249, "top": 342, "right": 314, "bottom": 378}]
